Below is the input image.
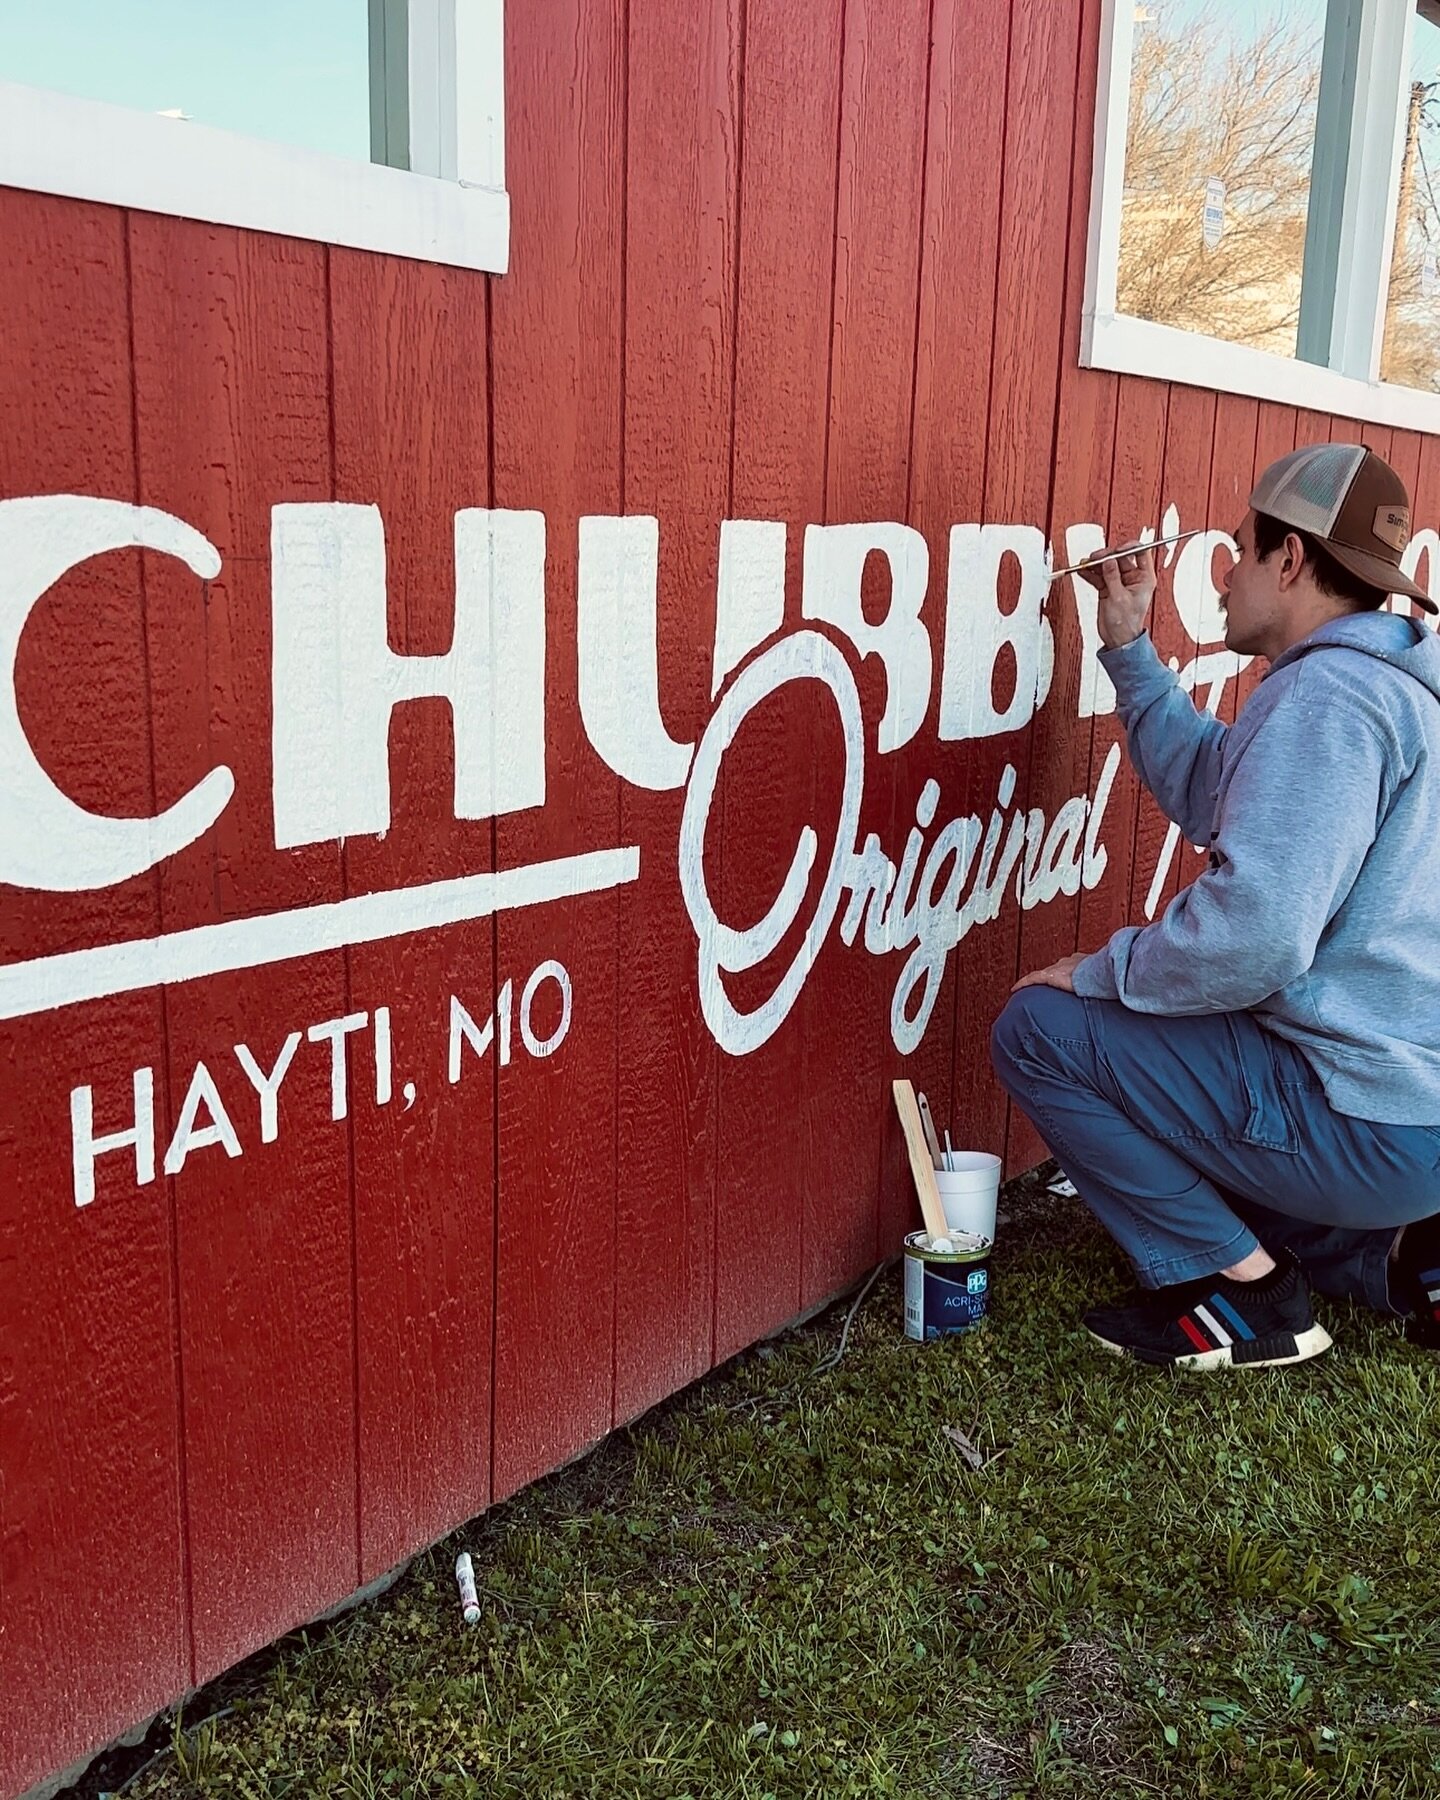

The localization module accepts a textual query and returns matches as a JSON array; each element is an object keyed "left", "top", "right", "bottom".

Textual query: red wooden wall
[{"left": 4, "top": 0, "right": 1439, "bottom": 1791}]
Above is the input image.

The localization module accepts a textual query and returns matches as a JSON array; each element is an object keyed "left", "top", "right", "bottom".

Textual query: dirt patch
[{"left": 1045, "top": 1637, "right": 1135, "bottom": 1760}]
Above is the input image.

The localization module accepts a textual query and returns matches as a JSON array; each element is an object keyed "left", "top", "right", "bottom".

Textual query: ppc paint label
[{"left": 903, "top": 1233, "right": 990, "bottom": 1340}]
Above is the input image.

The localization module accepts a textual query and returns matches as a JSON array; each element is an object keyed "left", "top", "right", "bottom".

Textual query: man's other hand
[
  {"left": 1010, "top": 952, "right": 1089, "bottom": 995},
  {"left": 1079, "top": 543, "right": 1156, "bottom": 650}
]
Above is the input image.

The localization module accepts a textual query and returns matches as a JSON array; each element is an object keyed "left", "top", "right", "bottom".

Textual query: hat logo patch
[{"left": 1374, "top": 505, "right": 1410, "bottom": 552}]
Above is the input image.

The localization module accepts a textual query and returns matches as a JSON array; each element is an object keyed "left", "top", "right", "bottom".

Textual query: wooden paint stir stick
[{"left": 893, "top": 1080, "right": 951, "bottom": 1242}]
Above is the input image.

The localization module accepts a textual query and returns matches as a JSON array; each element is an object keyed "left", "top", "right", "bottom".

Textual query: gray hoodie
[{"left": 1072, "top": 611, "right": 1440, "bottom": 1125}]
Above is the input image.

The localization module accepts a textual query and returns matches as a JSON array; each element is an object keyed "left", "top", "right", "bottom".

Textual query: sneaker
[
  {"left": 1083, "top": 1250, "right": 1332, "bottom": 1370},
  {"left": 1394, "top": 1215, "right": 1440, "bottom": 1346}
]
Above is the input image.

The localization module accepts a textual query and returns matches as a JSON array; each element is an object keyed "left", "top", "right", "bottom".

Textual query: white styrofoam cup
[{"left": 935, "top": 1151, "right": 1001, "bottom": 1240}]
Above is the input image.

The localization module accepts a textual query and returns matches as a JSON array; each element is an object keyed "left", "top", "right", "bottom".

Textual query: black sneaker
[
  {"left": 1395, "top": 1215, "right": 1440, "bottom": 1346},
  {"left": 1083, "top": 1250, "right": 1332, "bottom": 1370}
]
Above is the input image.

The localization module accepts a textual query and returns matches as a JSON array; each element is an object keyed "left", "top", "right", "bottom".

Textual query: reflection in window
[
  {"left": 0, "top": 0, "right": 372, "bottom": 163},
  {"left": 1380, "top": 3, "right": 1440, "bottom": 393},
  {"left": 1116, "top": 0, "right": 1329, "bottom": 359}
]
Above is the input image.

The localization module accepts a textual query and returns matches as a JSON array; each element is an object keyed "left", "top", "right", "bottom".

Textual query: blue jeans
[{"left": 991, "top": 987, "right": 1440, "bottom": 1317}]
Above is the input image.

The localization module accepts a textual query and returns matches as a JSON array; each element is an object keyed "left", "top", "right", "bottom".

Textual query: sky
[
  {"left": 1134, "top": 0, "right": 1327, "bottom": 40},
  {"left": 1131, "top": 0, "right": 1329, "bottom": 96},
  {"left": 0, "top": 0, "right": 371, "bottom": 160}
]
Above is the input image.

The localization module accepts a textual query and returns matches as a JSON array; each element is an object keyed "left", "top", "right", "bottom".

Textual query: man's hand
[
  {"left": 1010, "top": 952, "right": 1089, "bottom": 995},
  {"left": 1078, "top": 543, "right": 1157, "bottom": 650}
]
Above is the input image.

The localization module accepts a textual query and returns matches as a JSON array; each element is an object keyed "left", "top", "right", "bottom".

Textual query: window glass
[
  {"left": 1380, "top": 3, "right": 1440, "bottom": 392},
  {"left": 1117, "top": 0, "right": 1331, "bottom": 359},
  {"left": 0, "top": 0, "right": 371, "bottom": 162}
]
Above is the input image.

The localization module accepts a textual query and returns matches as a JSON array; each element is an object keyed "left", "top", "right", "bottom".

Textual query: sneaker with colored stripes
[
  {"left": 1395, "top": 1214, "right": 1440, "bottom": 1346},
  {"left": 1083, "top": 1250, "right": 1332, "bottom": 1370},
  {"left": 1408, "top": 1265, "right": 1440, "bottom": 1346}
]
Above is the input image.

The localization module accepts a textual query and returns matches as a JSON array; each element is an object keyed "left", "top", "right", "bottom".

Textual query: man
[{"left": 991, "top": 442, "right": 1440, "bottom": 1369}]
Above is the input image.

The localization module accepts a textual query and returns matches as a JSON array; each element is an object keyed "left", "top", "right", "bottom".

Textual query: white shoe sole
[{"left": 1085, "top": 1320, "right": 1333, "bottom": 1370}]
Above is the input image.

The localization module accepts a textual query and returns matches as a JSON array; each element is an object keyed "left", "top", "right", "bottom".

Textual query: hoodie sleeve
[
  {"left": 1071, "top": 675, "right": 1389, "bottom": 1013},
  {"left": 1100, "top": 632, "right": 1227, "bottom": 845}
]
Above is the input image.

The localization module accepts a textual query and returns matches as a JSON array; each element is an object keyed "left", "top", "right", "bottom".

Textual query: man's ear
[{"left": 1281, "top": 531, "right": 1308, "bottom": 589}]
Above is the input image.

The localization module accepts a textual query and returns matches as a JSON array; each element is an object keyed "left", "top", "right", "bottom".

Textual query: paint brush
[
  {"left": 1049, "top": 526, "right": 1206, "bottom": 583},
  {"left": 917, "top": 1091, "right": 943, "bottom": 1169}
]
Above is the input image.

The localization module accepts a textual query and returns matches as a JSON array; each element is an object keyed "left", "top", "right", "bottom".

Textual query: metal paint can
[{"left": 903, "top": 1230, "right": 991, "bottom": 1340}]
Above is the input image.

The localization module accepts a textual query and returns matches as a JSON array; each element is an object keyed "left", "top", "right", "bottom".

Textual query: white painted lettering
[
  {"left": 496, "top": 980, "right": 513, "bottom": 1066},
  {"left": 234, "top": 1032, "right": 301, "bottom": 1144},
  {"left": 0, "top": 497, "right": 232, "bottom": 890},
  {"left": 374, "top": 1006, "right": 392, "bottom": 1106},
  {"left": 306, "top": 1011, "right": 369, "bottom": 1121},
  {"left": 802, "top": 523, "right": 931, "bottom": 752},
  {"left": 519, "top": 959, "right": 572, "bottom": 1058},
  {"left": 881, "top": 779, "right": 942, "bottom": 951},
  {"left": 270, "top": 503, "right": 546, "bottom": 847},
  {"left": 1171, "top": 527, "right": 1235, "bottom": 648},
  {"left": 448, "top": 995, "right": 491, "bottom": 1083},
  {"left": 939, "top": 525, "right": 1053, "bottom": 741},
  {"left": 888, "top": 812, "right": 984, "bottom": 1052},
  {"left": 163, "top": 1061, "right": 242, "bottom": 1176},
  {"left": 839, "top": 832, "right": 897, "bottom": 954},
  {"left": 680, "top": 629, "right": 865, "bottom": 1056},
  {"left": 1083, "top": 743, "right": 1122, "bottom": 887},
  {"left": 1063, "top": 523, "right": 1116, "bottom": 719},
  {"left": 71, "top": 1067, "right": 156, "bottom": 1207},
  {"left": 578, "top": 515, "right": 694, "bottom": 790},
  {"left": 447, "top": 984, "right": 512, "bottom": 1083},
  {"left": 1402, "top": 528, "right": 1440, "bottom": 623}
]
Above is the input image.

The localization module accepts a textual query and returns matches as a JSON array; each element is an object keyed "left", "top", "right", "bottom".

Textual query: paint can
[{"left": 903, "top": 1231, "right": 991, "bottom": 1340}]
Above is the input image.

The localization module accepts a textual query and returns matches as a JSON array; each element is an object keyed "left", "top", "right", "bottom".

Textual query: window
[
  {"left": 0, "top": 0, "right": 507, "bottom": 273},
  {"left": 1116, "top": 0, "right": 1329, "bottom": 360},
  {"left": 1380, "top": 2, "right": 1440, "bottom": 387},
  {"left": 1084, "top": 0, "right": 1440, "bottom": 429}
]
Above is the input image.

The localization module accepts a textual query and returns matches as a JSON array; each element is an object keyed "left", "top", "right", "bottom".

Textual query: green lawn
[{"left": 117, "top": 1169, "right": 1440, "bottom": 1799}]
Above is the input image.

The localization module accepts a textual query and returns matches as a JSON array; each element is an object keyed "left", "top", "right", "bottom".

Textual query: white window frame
[
  {"left": 0, "top": 0, "right": 507, "bottom": 274},
  {"left": 1082, "top": 0, "right": 1438, "bottom": 431}
]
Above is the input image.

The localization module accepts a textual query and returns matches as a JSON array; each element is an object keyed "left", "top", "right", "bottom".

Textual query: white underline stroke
[{"left": 0, "top": 848, "right": 641, "bottom": 1021}]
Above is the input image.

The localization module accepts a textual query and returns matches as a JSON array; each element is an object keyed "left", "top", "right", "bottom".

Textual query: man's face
[{"left": 1220, "top": 510, "right": 1288, "bottom": 659}]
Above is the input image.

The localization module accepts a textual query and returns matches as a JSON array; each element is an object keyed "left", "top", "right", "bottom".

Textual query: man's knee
[
  {"left": 990, "top": 985, "right": 1091, "bottom": 1079},
  {"left": 990, "top": 993, "right": 1028, "bottom": 1074}
]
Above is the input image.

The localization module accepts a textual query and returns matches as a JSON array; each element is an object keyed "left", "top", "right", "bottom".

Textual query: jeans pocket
[{"left": 1223, "top": 1014, "right": 1300, "bottom": 1154}]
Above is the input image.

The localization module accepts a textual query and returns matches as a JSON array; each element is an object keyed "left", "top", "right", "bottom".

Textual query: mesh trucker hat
[{"left": 1249, "top": 442, "right": 1437, "bottom": 613}]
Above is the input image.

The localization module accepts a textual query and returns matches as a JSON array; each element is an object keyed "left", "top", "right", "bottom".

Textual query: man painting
[{"left": 992, "top": 444, "right": 1440, "bottom": 1369}]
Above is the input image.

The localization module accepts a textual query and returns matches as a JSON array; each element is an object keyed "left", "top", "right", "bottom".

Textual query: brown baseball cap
[{"left": 1249, "top": 442, "right": 1437, "bottom": 613}]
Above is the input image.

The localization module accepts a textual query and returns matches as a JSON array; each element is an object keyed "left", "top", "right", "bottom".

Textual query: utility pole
[{"left": 1382, "top": 79, "right": 1425, "bottom": 372}]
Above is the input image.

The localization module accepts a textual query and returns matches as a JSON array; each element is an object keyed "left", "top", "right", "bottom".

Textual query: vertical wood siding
[{"left": 1, "top": 0, "right": 1433, "bottom": 1788}]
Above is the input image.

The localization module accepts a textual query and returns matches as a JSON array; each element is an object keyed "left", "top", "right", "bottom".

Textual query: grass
[{"left": 109, "top": 1168, "right": 1440, "bottom": 1800}]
